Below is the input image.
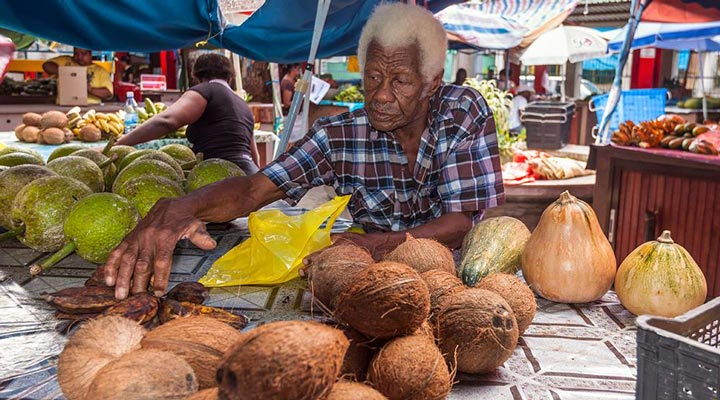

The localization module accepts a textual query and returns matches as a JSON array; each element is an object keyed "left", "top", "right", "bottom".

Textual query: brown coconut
[
  {"left": 22, "top": 112, "right": 42, "bottom": 127},
  {"left": 80, "top": 125, "right": 102, "bottom": 142},
  {"left": 327, "top": 381, "right": 388, "bottom": 400},
  {"left": 413, "top": 320, "right": 435, "bottom": 341},
  {"left": 188, "top": 388, "right": 219, "bottom": 400},
  {"left": 336, "top": 324, "right": 377, "bottom": 381},
  {"left": 40, "top": 110, "right": 68, "bottom": 129},
  {"left": 369, "top": 334, "right": 452, "bottom": 400},
  {"left": 14, "top": 124, "right": 25, "bottom": 140},
  {"left": 85, "top": 349, "right": 198, "bottom": 399},
  {"left": 437, "top": 288, "right": 519, "bottom": 374},
  {"left": 384, "top": 233, "right": 456, "bottom": 274},
  {"left": 420, "top": 269, "right": 465, "bottom": 328},
  {"left": 307, "top": 244, "right": 374, "bottom": 309},
  {"left": 141, "top": 315, "right": 243, "bottom": 389},
  {"left": 477, "top": 273, "right": 536, "bottom": 335},
  {"left": 20, "top": 126, "right": 41, "bottom": 143},
  {"left": 217, "top": 320, "right": 349, "bottom": 400},
  {"left": 57, "top": 316, "right": 146, "bottom": 400},
  {"left": 41, "top": 127, "right": 66, "bottom": 145},
  {"left": 335, "top": 261, "right": 430, "bottom": 339}
]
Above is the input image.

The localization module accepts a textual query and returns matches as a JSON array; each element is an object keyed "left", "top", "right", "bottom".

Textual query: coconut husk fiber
[
  {"left": 335, "top": 261, "right": 430, "bottom": 339},
  {"left": 369, "top": 334, "right": 452, "bottom": 400},
  {"left": 327, "top": 381, "right": 388, "bottom": 400},
  {"left": 420, "top": 269, "right": 465, "bottom": 329},
  {"left": 217, "top": 320, "right": 348, "bottom": 400},
  {"left": 336, "top": 324, "right": 378, "bottom": 382},
  {"left": 187, "top": 388, "right": 219, "bottom": 400},
  {"left": 384, "top": 233, "right": 456, "bottom": 274},
  {"left": 437, "top": 288, "right": 518, "bottom": 374},
  {"left": 57, "top": 316, "right": 146, "bottom": 400},
  {"left": 477, "top": 273, "right": 537, "bottom": 335},
  {"left": 308, "top": 244, "right": 374, "bottom": 309},
  {"left": 85, "top": 349, "right": 198, "bottom": 400},
  {"left": 141, "top": 315, "right": 243, "bottom": 389}
]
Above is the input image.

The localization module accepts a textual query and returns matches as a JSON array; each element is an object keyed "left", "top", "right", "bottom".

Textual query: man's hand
[
  {"left": 103, "top": 198, "right": 217, "bottom": 299},
  {"left": 329, "top": 232, "right": 404, "bottom": 261}
]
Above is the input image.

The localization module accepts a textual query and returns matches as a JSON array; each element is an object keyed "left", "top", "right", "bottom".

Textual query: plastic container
[
  {"left": 124, "top": 91, "right": 139, "bottom": 134},
  {"left": 589, "top": 88, "right": 668, "bottom": 133},
  {"left": 521, "top": 101, "right": 576, "bottom": 149},
  {"left": 636, "top": 296, "right": 720, "bottom": 400}
]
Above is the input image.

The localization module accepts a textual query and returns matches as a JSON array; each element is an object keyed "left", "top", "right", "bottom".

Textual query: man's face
[
  {"left": 73, "top": 48, "right": 93, "bottom": 66},
  {"left": 363, "top": 41, "right": 435, "bottom": 132}
]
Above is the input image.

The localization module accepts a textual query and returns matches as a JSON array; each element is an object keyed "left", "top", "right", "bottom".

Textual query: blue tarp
[{"left": 0, "top": 0, "right": 465, "bottom": 63}]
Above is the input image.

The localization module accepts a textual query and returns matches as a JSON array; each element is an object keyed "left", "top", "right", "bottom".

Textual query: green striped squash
[{"left": 460, "top": 216, "right": 531, "bottom": 287}]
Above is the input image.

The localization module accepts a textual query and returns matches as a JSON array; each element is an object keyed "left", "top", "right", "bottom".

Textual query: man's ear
[{"left": 426, "top": 70, "right": 444, "bottom": 98}]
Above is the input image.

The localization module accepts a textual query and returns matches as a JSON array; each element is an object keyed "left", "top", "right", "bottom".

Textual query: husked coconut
[
  {"left": 187, "top": 388, "right": 218, "bottom": 400},
  {"left": 41, "top": 127, "right": 66, "bottom": 145},
  {"left": 85, "top": 349, "right": 198, "bottom": 399},
  {"left": 22, "top": 112, "right": 42, "bottom": 127},
  {"left": 57, "top": 316, "right": 146, "bottom": 400},
  {"left": 336, "top": 324, "right": 377, "bottom": 381},
  {"left": 420, "top": 269, "right": 465, "bottom": 328},
  {"left": 79, "top": 125, "right": 102, "bottom": 142},
  {"left": 335, "top": 261, "right": 430, "bottom": 339},
  {"left": 369, "top": 334, "right": 452, "bottom": 400},
  {"left": 477, "top": 273, "right": 536, "bottom": 335},
  {"left": 14, "top": 124, "right": 25, "bottom": 140},
  {"left": 20, "top": 126, "right": 41, "bottom": 143},
  {"left": 327, "top": 381, "right": 388, "bottom": 400},
  {"left": 40, "top": 110, "right": 69, "bottom": 129},
  {"left": 217, "top": 320, "right": 349, "bottom": 400},
  {"left": 437, "top": 288, "right": 519, "bottom": 374},
  {"left": 307, "top": 244, "right": 373, "bottom": 308},
  {"left": 141, "top": 315, "right": 243, "bottom": 389},
  {"left": 384, "top": 233, "right": 456, "bottom": 274}
]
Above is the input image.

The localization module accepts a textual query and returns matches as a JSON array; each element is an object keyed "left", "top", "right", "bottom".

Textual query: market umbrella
[
  {"left": 520, "top": 25, "right": 609, "bottom": 101},
  {"left": 608, "top": 21, "right": 720, "bottom": 121},
  {"left": 0, "top": 34, "right": 15, "bottom": 83}
]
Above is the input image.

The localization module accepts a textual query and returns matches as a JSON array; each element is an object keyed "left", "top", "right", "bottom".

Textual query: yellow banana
[
  {"left": 72, "top": 128, "right": 81, "bottom": 136},
  {"left": 95, "top": 112, "right": 108, "bottom": 121},
  {"left": 106, "top": 113, "right": 121, "bottom": 124},
  {"left": 107, "top": 122, "right": 121, "bottom": 137},
  {"left": 98, "top": 119, "right": 110, "bottom": 133}
]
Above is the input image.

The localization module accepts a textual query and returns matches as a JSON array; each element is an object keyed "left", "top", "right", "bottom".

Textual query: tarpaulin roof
[
  {"left": 437, "top": 0, "right": 579, "bottom": 50},
  {"left": 607, "top": 21, "right": 720, "bottom": 52},
  {"left": 0, "top": 0, "right": 465, "bottom": 63}
]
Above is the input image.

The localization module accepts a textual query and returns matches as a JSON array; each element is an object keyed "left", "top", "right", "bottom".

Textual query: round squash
[
  {"left": 522, "top": 191, "right": 616, "bottom": 303},
  {"left": 615, "top": 230, "right": 707, "bottom": 317}
]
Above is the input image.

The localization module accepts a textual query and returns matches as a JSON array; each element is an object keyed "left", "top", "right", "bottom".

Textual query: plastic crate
[
  {"left": 636, "top": 296, "right": 720, "bottom": 400},
  {"left": 521, "top": 101, "right": 576, "bottom": 149},
  {"left": 589, "top": 88, "right": 667, "bottom": 133}
]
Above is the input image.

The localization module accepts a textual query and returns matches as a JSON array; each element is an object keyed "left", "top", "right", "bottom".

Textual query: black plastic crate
[
  {"left": 636, "top": 296, "right": 720, "bottom": 400},
  {"left": 521, "top": 101, "right": 576, "bottom": 149}
]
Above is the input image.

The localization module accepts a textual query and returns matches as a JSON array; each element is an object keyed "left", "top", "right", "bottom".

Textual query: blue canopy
[
  {"left": 607, "top": 21, "right": 720, "bottom": 52},
  {"left": 0, "top": 0, "right": 464, "bottom": 63}
]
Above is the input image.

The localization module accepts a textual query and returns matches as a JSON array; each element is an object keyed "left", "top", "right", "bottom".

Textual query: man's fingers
[
  {"left": 130, "top": 247, "right": 152, "bottom": 294},
  {"left": 151, "top": 242, "right": 175, "bottom": 297},
  {"left": 103, "top": 241, "right": 128, "bottom": 287},
  {"left": 186, "top": 222, "right": 216, "bottom": 250},
  {"left": 114, "top": 245, "right": 138, "bottom": 300}
]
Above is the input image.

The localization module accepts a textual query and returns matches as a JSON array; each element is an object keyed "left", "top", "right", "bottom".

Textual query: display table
[
  {"left": 0, "top": 103, "right": 126, "bottom": 131},
  {"left": 0, "top": 211, "right": 637, "bottom": 399},
  {"left": 593, "top": 144, "right": 720, "bottom": 296},
  {"left": 665, "top": 106, "right": 720, "bottom": 124}
]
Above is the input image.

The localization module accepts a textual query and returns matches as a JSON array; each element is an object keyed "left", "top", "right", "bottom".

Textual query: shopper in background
[
  {"left": 42, "top": 47, "right": 113, "bottom": 104},
  {"left": 115, "top": 53, "right": 260, "bottom": 175},
  {"left": 509, "top": 84, "right": 534, "bottom": 133},
  {"left": 452, "top": 68, "right": 467, "bottom": 85}
]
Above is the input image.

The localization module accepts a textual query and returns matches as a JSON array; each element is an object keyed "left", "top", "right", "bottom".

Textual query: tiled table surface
[{"left": 0, "top": 221, "right": 638, "bottom": 399}]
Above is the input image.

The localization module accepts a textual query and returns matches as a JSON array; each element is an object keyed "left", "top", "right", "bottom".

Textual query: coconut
[
  {"left": 477, "top": 273, "right": 536, "bottom": 335},
  {"left": 307, "top": 244, "right": 374, "bottom": 309},
  {"left": 335, "top": 261, "right": 430, "bottom": 339},
  {"left": 41, "top": 127, "right": 66, "bottom": 145},
  {"left": 57, "top": 316, "right": 146, "bottom": 400},
  {"left": 420, "top": 269, "right": 465, "bottom": 328},
  {"left": 20, "top": 125, "right": 41, "bottom": 143},
  {"left": 414, "top": 320, "right": 435, "bottom": 341},
  {"left": 437, "top": 288, "right": 518, "bottom": 374},
  {"left": 22, "top": 112, "right": 42, "bottom": 127},
  {"left": 188, "top": 388, "right": 218, "bottom": 400},
  {"left": 327, "top": 381, "right": 388, "bottom": 400},
  {"left": 14, "top": 124, "right": 25, "bottom": 140},
  {"left": 85, "top": 349, "right": 198, "bottom": 400},
  {"left": 217, "top": 320, "right": 348, "bottom": 400},
  {"left": 40, "top": 110, "right": 69, "bottom": 129},
  {"left": 79, "top": 125, "right": 102, "bottom": 142},
  {"left": 384, "top": 233, "right": 456, "bottom": 274},
  {"left": 369, "top": 334, "right": 452, "bottom": 400},
  {"left": 336, "top": 324, "right": 376, "bottom": 381},
  {"left": 141, "top": 315, "right": 243, "bottom": 389}
]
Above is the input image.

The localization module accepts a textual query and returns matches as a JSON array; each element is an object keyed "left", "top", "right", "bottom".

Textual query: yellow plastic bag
[{"left": 199, "top": 195, "right": 351, "bottom": 287}]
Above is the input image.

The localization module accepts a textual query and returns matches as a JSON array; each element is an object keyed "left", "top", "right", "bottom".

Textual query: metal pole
[{"left": 699, "top": 51, "right": 708, "bottom": 122}]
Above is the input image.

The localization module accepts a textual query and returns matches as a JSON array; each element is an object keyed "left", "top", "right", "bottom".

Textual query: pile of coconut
[{"left": 56, "top": 233, "right": 536, "bottom": 400}]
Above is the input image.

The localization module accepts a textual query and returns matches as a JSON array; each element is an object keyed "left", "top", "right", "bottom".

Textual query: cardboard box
[{"left": 57, "top": 66, "right": 88, "bottom": 106}]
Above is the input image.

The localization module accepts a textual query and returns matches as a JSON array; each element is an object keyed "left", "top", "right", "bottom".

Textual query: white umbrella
[{"left": 521, "top": 25, "right": 608, "bottom": 101}]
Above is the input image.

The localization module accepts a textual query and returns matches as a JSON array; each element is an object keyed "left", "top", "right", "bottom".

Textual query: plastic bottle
[{"left": 124, "top": 92, "right": 139, "bottom": 134}]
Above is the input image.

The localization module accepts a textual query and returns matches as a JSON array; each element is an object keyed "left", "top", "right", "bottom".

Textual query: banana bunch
[
  {"left": 69, "top": 108, "right": 125, "bottom": 138},
  {"left": 135, "top": 98, "right": 185, "bottom": 138}
]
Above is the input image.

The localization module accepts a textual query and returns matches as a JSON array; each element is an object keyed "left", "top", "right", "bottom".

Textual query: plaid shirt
[{"left": 261, "top": 84, "right": 504, "bottom": 232}]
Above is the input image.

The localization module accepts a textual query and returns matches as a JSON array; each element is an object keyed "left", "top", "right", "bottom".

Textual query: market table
[{"left": 0, "top": 203, "right": 638, "bottom": 399}]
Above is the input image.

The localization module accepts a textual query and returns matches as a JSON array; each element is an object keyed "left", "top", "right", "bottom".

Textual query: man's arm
[
  {"left": 42, "top": 60, "right": 59, "bottom": 75},
  {"left": 104, "top": 173, "right": 285, "bottom": 299},
  {"left": 89, "top": 86, "right": 113, "bottom": 101},
  {"left": 330, "top": 211, "right": 474, "bottom": 260}
]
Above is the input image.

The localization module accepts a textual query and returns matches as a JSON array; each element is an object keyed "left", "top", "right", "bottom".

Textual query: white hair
[{"left": 357, "top": 3, "right": 448, "bottom": 83}]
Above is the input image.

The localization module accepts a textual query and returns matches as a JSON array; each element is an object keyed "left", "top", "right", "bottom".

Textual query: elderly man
[{"left": 104, "top": 3, "right": 504, "bottom": 300}]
